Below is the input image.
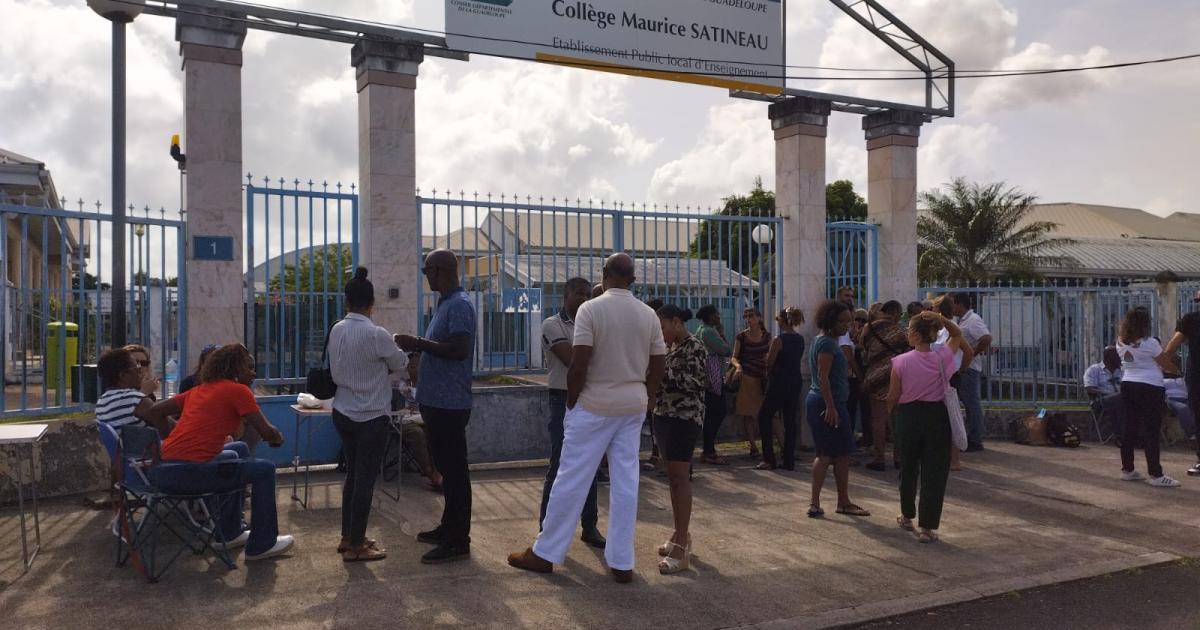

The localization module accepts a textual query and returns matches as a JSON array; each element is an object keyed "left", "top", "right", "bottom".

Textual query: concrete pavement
[{"left": 2, "top": 441, "right": 1199, "bottom": 629}]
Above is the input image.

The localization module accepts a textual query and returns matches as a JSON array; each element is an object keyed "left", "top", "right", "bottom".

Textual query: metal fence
[
  {"left": 827, "top": 219, "right": 878, "bottom": 305},
  {"left": 918, "top": 282, "right": 1158, "bottom": 407},
  {"left": 418, "top": 193, "right": 782, "bottom": 374},
  {"left": 1, "top": 199, "right": 186, "bottom": 417},
  {"left": 245, "top": 176, "right": 358, "bottom": 389}
]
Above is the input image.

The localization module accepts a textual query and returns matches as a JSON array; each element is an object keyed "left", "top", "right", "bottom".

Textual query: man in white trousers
[{"left": 509, "top": 253, "right": 666, "bottom": 583}]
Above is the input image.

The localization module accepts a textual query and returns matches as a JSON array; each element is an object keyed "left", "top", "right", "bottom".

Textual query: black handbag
[{"left": 305, "top": 321, "right": 339, "bottom": 400}]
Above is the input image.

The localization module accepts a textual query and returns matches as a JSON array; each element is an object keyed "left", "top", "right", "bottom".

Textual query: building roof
[
  {"left": 1022, "top": 203, "right": 1200, "bottom": 242},
  {"left": 0, "top": 147, "right": 62, "bottom": 208},
  {"left": 489, "top": 210, "right": 701, "bottom": 255},
  {"left": 421, "top": 228, "right": 500, "bottom": 253},
  {"left": 1041, "top": 237, "right": 1200, "bottom": 279},
  {"left": 492, "top": 255, "right": 758, "bottom": 289}
]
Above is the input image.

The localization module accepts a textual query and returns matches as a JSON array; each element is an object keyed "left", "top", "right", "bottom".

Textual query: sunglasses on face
[{"left": 136, "top": 360, "right": 150, "bottom": 367}]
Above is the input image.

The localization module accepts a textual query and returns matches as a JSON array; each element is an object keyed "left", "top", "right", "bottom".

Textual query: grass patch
[
  {"left": 0, "top": 410, "right": 94, "bottom": 425},
  {"left": 477, "top": 375, "right": 532, "bottom": 386}
]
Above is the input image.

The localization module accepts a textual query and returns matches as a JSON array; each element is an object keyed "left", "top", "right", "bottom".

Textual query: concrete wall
[{"left": 0, "top": 397, "right": 1122, "bottom": 505}]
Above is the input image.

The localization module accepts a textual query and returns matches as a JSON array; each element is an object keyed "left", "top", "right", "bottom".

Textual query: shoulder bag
[
  {"left": 937, "top": 349, "right": 969, "bottom": 451},
  {"left": 305, "top": 320, "right": 340, "bottom": 400}
]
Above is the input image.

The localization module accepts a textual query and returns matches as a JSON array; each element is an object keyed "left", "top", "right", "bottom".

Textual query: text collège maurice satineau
[{"left": 551, "top": 1, "right": 772, "bottom": 51}]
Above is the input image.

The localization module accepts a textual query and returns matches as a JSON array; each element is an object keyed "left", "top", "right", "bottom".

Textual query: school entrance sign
[{"left": 445, "top": 0, "right": 784, "bottom": 95}]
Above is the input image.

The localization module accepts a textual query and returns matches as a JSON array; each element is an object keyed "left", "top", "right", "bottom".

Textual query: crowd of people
[{"left": 92, "top": 250, "right": 1200, "bottom": 581}]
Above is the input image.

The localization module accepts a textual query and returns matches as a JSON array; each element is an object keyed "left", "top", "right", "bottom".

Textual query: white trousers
[{"left": 533, "top": 406, "right": 643, "bottom": 571}]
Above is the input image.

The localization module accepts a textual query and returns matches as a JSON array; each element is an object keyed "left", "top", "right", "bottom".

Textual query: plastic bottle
[{"left": 165, "top": 357, "right": 179, "bottom": 383}]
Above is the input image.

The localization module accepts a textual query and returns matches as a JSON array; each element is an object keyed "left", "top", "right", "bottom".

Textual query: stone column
[
  {"left": 176, "top": 11, "right": 246, "bottom": 367},
  {"left": 864, "top": 110, "right": 923, "bottom": 302},
  {"left": 353, "top": 41, "right": 423, "bottom": 335},
  {"left": 769, "top": 96, "right": 830, "bottom": 337}
]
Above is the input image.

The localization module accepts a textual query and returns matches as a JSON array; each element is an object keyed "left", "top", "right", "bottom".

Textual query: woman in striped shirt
[{"left": 96, "top": 347, "right": 169, "bottom": 436}]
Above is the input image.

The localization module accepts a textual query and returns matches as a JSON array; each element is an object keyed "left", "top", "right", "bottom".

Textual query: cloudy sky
[{"left": 2, "top": 0, "right": 1199, "bottom": 218}]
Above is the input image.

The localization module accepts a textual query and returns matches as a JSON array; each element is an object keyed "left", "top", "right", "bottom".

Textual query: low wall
[{"left": 0, "top": 392, "right": 1125, "bottom": 505}]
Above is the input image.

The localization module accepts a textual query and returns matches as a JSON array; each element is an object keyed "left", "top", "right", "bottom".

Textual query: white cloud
[
  {"left": 918, "top": 123, "right": 1003, "bottom": 192},
  {"left": 415, "top": 59, "right": 660, "bottom": 201},
  {"left": 968, "top": 43, "right": 1112, "bottom": 112},
  {"left": 646, "top": 101, "right": 772, "bottom": 206}
]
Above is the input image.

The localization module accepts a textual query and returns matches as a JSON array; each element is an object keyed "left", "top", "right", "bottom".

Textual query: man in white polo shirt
[{"left": 509, "top": 253, "right": 666, "bottom": 583}]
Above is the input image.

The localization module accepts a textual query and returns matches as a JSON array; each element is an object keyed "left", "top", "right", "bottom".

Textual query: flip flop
[
  {"left": 836, "top": 504, "right": 871, "bottom": 517},
  {"left": 807, "top": 506, "right": 825, "bottom": 518},
  {"left": 342, "top": 546, "right": 387, "bottom": 562},
  {"left": 896, "top": 516, "right": 914, "bottom": 531}
]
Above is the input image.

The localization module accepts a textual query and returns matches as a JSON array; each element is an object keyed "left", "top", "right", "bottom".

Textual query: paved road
[{"left": 857, "top": 560, "right": 1200, "bottom": 630}]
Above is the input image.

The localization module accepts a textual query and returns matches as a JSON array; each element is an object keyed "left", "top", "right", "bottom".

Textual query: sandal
[
  {"left": 896, "top": 516, "right": 914, "bottom": 531},
  {"left": 658, "top": 533, "right": 691, "bottom": 557},
  {"left": 342, "top": 545, "right": 388, "bottom": 562},
  {"left": 337, "top": 537, "right": 380, "bottom": 554},
  {"left": 807, "top": 505, "right": 825, "bottom": 518},
  {"left": 754, "top": 462, "right": 776, "bottom": 470},
  {"left": 918, "top": 529, "right": 939, "bottom": 544},
  {"left": 703, "top": 454, "right": 729, "bottom": 465},
  {"left": 658, "top": 541, "right": 690, "bottom": 575},
  {"left": 836, "top": 504, "right": 871, "bottom": 517}
]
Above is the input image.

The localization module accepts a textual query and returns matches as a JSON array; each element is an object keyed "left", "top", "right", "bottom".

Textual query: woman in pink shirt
[{"left": 885, "top": 312, "right": 968, "bottom": 543}]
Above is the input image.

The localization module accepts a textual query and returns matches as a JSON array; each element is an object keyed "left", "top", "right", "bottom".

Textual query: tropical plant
[
  {"left": 688, "top": 177, "right": 775, "bottom": 278},
  {"left": 917, "top": 178, "right": 1078, "bottom": 283}
]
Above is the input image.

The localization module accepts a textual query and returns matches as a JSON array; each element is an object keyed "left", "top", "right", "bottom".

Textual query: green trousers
[{"left": 896, "top": 401, "right": 952, "bottom": 530}]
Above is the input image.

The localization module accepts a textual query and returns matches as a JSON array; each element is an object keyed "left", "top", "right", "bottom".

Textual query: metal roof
[
  {"left": 483, "top": 255, "right": 758, "bottom": 289},
  {"left": 1039, "top": 237, "right": 1200, "bottom": 278},
  {"left": 1022, "top": 203, "right": 1200, "bottom": 242}
]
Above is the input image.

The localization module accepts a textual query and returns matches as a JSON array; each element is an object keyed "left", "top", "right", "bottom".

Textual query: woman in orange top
[{"left": 145, "top": 344, "right": 294, "bottom": 561}]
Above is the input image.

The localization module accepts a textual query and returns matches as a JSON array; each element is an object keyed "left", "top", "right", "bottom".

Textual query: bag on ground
[{"left": 1046, "top": 413, "right": 1082, "bottom": 447}]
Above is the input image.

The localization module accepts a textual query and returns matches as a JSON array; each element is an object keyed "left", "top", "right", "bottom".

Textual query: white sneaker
[
  {"left": 1187, "top": 464, "right": 1200, "bottom": 477},
  {"left": 1147, "top": 475, "right": 1181, "bottom": 488},
  {"left": 216, "top": 530, "right": 250, "bottom": 550},
  {"left": 245, "top": 535, "right": 295, "bottom": 561},
  {"left": 1121, "top": 470, "right": 1145, "bottom": 481}
]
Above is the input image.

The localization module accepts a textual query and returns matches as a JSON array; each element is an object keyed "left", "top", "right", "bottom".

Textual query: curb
[{"left": 739, "top": 551, "right": 1180, "bottom": 629}]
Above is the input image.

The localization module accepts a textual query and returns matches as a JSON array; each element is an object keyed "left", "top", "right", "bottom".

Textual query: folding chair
[
  {"left": 1088, "top": 394, "right": 1117, "bottom": 444},
  {"left": 98, "top": 424, "right": 241, "bottom": 582},
  {"left": 379, "top": 412, "right": 422, "bottom": 502}
]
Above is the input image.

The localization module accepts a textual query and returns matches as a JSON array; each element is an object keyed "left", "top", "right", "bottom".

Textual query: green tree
[
  {"left": 826, "top": 179, "right": 867, "bottom": 220},
  {"left": 688, "top": 177, "right": 775, "bottom": 278},
  {"left": 269, "top": 244, "right": 354, "bottom": 293},
  {"left": 917, "top": 178, "right": 1078, "bottom": 283}
]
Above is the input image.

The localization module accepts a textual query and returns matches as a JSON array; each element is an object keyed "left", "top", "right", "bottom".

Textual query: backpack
[{"left": 1046, "top": 413, "right": 1082, "bottom": 447}]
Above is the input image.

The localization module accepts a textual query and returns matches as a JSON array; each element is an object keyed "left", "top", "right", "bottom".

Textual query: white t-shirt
[
  {"left": 956, "top": 310, "right": 991, "bottom": 373},
  {"left": 933, "top": 328, "right": 964, "bottom": 371},
  {"left": 573, "top": 288, "right": 667, "bottom": 417},
  {"left": 1117, "top": 337, "right": 1164, "bottom": 387},
  {"left": 838, "top": 333, "right": 853, "bottom": 348}
]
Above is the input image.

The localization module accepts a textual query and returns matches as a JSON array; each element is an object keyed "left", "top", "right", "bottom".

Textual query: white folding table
[{"left": 1, "top": 423, "right": 47, "bottom": 573}]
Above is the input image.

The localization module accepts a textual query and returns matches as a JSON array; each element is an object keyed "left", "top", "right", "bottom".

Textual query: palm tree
[{"left": 917, "top": 178, "right": 1078, "bottom": 283}]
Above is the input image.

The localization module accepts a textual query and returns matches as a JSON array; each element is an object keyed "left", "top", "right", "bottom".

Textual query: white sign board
[{"left": 446, "top": 0, "right": 784, "bottom": 95}]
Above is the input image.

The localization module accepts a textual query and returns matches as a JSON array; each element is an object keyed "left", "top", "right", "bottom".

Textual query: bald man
[
  {"left": 509, "top": 253, "right": 667, "bottom": 583},
  {"left": 398, "top": 249, "right": 477, "bottom": 564}
]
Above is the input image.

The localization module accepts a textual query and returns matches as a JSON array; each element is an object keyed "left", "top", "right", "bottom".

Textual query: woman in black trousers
[
  {"left": 695, "top": 305, "right": 732, "bottom": 465},
  {"left": 1115, "top": 307, "right": 1181, "bottom": 488},
  {"left": 328, "top": 267, "right": 410, "bottom": 561},
  {"left": 756, "top": 307, "right": 806, "bottom": 470}
]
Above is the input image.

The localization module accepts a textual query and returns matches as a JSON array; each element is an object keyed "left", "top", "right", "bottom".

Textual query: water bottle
[{"left": 165, "top": 357, "right": 179, "bottom": 383}]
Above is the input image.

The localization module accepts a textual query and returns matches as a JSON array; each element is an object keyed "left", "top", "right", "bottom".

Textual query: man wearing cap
[{"left": 1163, "top": 290, "right": 1200, "bottom": 475}]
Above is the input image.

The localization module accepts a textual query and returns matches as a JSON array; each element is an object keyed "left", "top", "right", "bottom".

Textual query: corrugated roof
[
  {"left": 1023, "top": 203, "right": 1200, "bottom": 242},
  {"left": 1039, "top": 237, "right": 1200, "bottom": 278},
  {"left": 421, "top": 228, "right": 500, "bottom": 253},
  {"left": 492, "top": 255, "right": 758, "bottom": 289},
  {"left": 492, "top": 210, "right": 701, "bottom": 254}
]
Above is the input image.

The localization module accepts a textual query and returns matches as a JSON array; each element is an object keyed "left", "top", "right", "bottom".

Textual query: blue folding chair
[{"left": 98, "top": 423, "right": 241, "bottom": 582}]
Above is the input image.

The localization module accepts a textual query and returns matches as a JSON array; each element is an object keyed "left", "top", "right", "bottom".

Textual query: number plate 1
[{"left": 193, "top": 235, "right": 235, "bottom": 261}]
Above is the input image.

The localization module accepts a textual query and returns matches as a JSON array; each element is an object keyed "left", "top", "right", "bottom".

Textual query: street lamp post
[
  {"left": 752, "top": 224, "right": 774, "bottom": 324},
  {"left": 88, "top": 0, "right": 144, "bottom": 347}
]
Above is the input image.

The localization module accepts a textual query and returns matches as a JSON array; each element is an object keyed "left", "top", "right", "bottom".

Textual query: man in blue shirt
[{"left": 398, "top": 249, "right": 476, "bottom": 564}]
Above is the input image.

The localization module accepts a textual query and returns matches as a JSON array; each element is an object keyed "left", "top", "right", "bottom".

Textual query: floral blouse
[{"left": 654, "top": 334, "right": 709, "bottom": 426}]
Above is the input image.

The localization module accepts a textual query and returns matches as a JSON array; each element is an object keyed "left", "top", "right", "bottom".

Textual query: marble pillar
[
  {"left": 865, "top": 110, "right": 923, "bottom": 303},
  {"left": 769, "top": 96, "right": 830, "bottom": 337},
  {"left": 353, "top": 41, "right": 422, "bottom": 335},
  {"left": 177, "top": 11, "right": 246, "bottom": 367}
]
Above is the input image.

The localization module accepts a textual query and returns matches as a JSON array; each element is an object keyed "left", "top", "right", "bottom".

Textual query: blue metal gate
[
  {"left": 417, "top": 193, "right": 782, "bottom": 375},
  {"left": 245, "top": 176, "right": 358, "bottom": 389},
  {"left": 0, "top": 199, "right": 186, "bottom": 416},
  {"left": 826, "top": 220, "right": 878, "bottom": 305}
]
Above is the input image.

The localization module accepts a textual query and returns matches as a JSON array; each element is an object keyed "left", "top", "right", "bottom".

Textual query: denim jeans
[
  {"left": 540, "top": 389, "right": 598, "bottom": 531},
  {"left": 149, "top": 443, "right": 279, "bottom": 556},
  {"left": 956, "top": 368, "right": 985, "bottom": 445}
]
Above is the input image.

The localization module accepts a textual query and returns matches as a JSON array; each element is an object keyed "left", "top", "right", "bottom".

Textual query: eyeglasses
[{"left": 136, "top": 360, "right": 150, "bottom": 367}]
